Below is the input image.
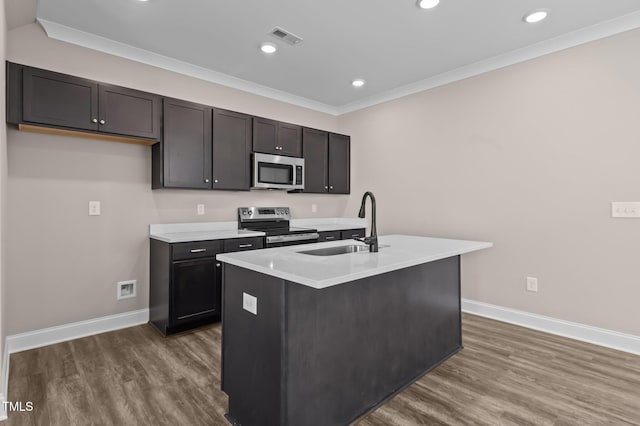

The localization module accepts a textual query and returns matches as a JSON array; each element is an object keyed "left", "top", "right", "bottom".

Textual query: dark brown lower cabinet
[
  {"left": 150, "top": 236, "right": 264, "bottom": 335},
  {"left": 150, "top": 239, "right": 222, "bottom": 335},
  {"left": 172, "top": 258, "right": 220, "bottom": 325}
]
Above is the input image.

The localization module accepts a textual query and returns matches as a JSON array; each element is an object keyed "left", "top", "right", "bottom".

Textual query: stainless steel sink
[{"left": 298, "top": 245, "right": 387, "bottom": 256}]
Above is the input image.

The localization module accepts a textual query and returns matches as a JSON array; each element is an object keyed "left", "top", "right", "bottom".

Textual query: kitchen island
[{"left": 217, "top": 235, "right": 492, "bottom": 426}]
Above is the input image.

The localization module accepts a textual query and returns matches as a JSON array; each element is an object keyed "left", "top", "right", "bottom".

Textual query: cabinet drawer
[
  {"left": 341, "top": 228, "right": 365, "bottom": 240},
  {"left": 223, "top": 237, "right": 264, "bottom": 253},
  {"left": 318, "top": 231, "right": 341, "bottom": 242},
  {"left": 171, "top": 240, "right": 222, "bottom": 261}
]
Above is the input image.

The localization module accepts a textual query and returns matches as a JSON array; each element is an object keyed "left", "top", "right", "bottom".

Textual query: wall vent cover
[{"left": 269, "top": 27, "right": 303, "bottom": 46}]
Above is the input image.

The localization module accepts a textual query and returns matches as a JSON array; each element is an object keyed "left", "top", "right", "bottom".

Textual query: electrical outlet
[
  {"left": 197, "top": 204, "right": 205, "bottom": 215},
  {"left": 89, "top": 201, "right": 101, "bottom": 216},
  {"left": 611, "top": 202, "right": 640, "bottom": 218},
  {"left": 311, "top": 203, "right": 317, "bottom": 213},
  {"left": 117, "top": 280, "right": 137, "bottom": 300},
  {"left": 526, "top": 277, "right": 538, "bottom": 293},
  {"left": 243, "top": 292, "right": 258, "bottom": 315}
]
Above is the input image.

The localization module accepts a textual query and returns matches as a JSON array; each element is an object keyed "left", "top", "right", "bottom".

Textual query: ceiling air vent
[{"left": 269, "top": 27, "right": 303, "bottom": 46}]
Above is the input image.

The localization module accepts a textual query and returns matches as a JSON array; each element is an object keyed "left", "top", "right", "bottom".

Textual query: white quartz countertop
[
  {"left": 149, "top": 221, "right": 265, "bottom": 243},
  {"left": 216, "top": 235, "right": 492, "bottom": 289},
  {"left": 149, "top": 218, "right": 367, "bottom": 243}
]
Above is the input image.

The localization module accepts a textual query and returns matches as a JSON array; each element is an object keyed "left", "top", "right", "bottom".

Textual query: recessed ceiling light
[
  {"left": 417, "top": 0, "right": 440, "bottom": 9},
  {"left": 352, "top": 79, "right": 365, "bottom": 88},
  {"left": 524, "top": 9, "right": 549, "bottom": 23},
  {"left": 260, "top": 43, "right": 277, "bottom": 54}
]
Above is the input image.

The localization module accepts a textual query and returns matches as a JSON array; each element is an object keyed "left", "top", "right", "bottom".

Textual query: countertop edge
[{"left": 216, "top": 237, "right": 493, "bottom": 289}]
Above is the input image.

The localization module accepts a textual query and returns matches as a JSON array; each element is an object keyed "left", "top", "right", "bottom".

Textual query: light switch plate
[
  {"left": 611, "top": 202, "right": 640, "bottom": 218},
  {"left": 197, "top": 204, "right": 205, "bottom": 215},
  {"left": 243, "top": 292, "right": 258, "bottom": 315}
]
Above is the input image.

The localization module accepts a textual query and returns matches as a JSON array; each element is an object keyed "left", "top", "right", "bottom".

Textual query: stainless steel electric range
[{"left": 238, "top": 207, "right": 319, "bottom": 247}]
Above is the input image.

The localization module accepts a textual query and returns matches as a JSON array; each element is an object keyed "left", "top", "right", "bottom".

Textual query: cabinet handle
[
  {"left": 214, "top": 179, "right": 219, "bottom": 183},
  {"left": 330, "top": 186, "right": 334, "bottom": 189},
  {"left": 190, "top": 248, "right": 206, "bottom": 253},
  {"left": 325, "top": 236, "right": 336, "bottom": 240},
  {"left": 351, "top": 234, "right": 360, "bottom": 238},
  {"left": 324, "top": 186, "right": 328, "bottom": 189},
  {"left": 216, "top": 263, "right": 221, "bottom": 267},
  {"left": 99, "top": 119, "right": 105, "bottom": 125},
  {"left": 239, "top": 243, "right": 253, "bottom": 248},
  {"left": 91, "top": 118, "right": 98, "bottom": 123},
  {"left": 205, "top": 179, "right": 210, "bottom": 183}
]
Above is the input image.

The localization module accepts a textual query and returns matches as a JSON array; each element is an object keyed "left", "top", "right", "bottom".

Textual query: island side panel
[
  {"left": 284, "top": 256, "right": 462, "bottom": 426},
  {"left": 222, "top": 264, "right": 286, "bottom": 426}
]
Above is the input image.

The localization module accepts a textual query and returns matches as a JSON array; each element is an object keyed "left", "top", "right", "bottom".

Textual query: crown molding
[
  {"left": 39, "top": 9, "right": 640, "bottom": 117},
  {"left": 36, "top": 19, "right": 340, "bottom": 116},
  {"left": 335, "top": 10, "right": 640, "bottom": 115}
]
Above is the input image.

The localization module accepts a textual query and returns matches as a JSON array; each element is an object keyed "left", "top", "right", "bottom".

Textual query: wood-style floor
[{"left": 6, "top": 313, "right": 640, "bottom": 425}]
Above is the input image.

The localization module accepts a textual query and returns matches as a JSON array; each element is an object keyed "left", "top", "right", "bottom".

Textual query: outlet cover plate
[
  {"left": 89, "top": 201, "right": 101, "bottom": 216},
  {"left": 611, "top": 202, "right": 640, "bottom": 218},
  {"left": 243, "top": 292, "right": 258, "bottom": 315}
]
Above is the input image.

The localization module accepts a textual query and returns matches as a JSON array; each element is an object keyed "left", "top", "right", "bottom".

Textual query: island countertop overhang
[{"left": 216, "top": 234, "right": 492, "bottom": 289}]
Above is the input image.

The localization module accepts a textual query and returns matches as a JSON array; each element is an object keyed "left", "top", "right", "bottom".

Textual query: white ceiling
[{"left": 14, "top": 0, "right": 640, "bottom": 114}]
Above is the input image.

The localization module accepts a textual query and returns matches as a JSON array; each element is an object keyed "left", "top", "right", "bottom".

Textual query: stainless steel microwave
[{"left": 252, "top": 153, "right": 304, "bottom": 190}]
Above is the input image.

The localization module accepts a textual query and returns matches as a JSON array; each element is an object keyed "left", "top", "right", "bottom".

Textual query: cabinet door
[
  {"left": 22, "top": 67, "right": 98, "bottom": 131},
  {"left": 162, "top": 98, "right": 212, "bottom": 189},
  {"left": 253, "top": 117, "right": 278, "bottom": 155},
  {"left": 171, "top": 257, "right": 220, "bottom": 324},
  {"left": 302, "top": 128, "right": 329, "bottom": 193},
  {"left": 98, "top": 85, "right": 160, "bottom": 140},
  {"left": 278, "top": 122, "right": 302, "bottom": 157},
  {"left": 213, "top": 109, "right": 252, "bottom": 190},
  {"left": 328, "top": 133, "right": 350, "bottom": 194}
]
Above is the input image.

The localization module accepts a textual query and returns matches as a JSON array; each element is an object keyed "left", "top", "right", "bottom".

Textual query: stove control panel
[{"left": 238, "top": 207, "right": 291, "bottom": 222}]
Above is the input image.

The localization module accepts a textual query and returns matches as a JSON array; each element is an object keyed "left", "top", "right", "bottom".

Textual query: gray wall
[
  {"left": 5, "top": 23, "right": 347, "bottom": 334},
  {"left": 340, "top": 28, "right": 640, "bottom": 336}
]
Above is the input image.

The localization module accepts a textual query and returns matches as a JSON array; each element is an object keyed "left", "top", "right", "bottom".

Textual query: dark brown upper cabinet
[
  {"left": 212, "top": 108, "right": 252, "bottom": 190},
  {"left": 252, "top": 117, "right": 302, "bottom": 157},
  {"left": 97, "top": 84, "right": 160, "bottom": 139},
  {"left": 153, "top": 103, "right": 253, "bottom": 190},
  {"left": 302, "top": 128, "right": 350, "bottom": 194},
  {"left": 7, "top": 62, "right": 161, "bottom": 142},
  {"left": 153, "top": 98, "right": 212, "bottom": 189},
  {"left": 328, "top": 133, "right": 350, "bottom": 194}
]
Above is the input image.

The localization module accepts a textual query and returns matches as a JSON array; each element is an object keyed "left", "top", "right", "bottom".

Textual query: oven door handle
[{"left": 266, "top": 233, "right": 319, "bottom": 244}]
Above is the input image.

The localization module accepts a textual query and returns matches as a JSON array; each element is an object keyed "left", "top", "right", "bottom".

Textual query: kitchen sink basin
[{"left": 298, "top": 245, "right": 387, "bottom": 256}]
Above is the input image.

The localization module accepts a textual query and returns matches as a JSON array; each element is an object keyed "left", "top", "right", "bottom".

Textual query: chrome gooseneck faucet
[{"left": 355, "top": 191, "right": 378, "bottom": 252}]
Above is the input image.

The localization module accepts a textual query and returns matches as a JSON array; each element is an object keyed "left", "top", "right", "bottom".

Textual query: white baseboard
[
  {"left": 1, "top": 337, "right": 8, "bottom": 421},
  {"left": 0, "top": 392, "right": 6, "bottom": 421},
  {"left": 0, "top": 309, "right": 149, "bottom": 420},
  {"left": 5, "top": 308, "right": 150, "bottom": 355},
  {"left": 462, "top": 299, "right": 640, "bottom": 356}
]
